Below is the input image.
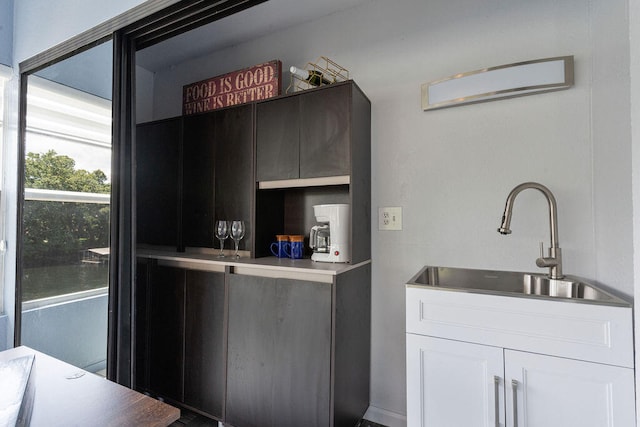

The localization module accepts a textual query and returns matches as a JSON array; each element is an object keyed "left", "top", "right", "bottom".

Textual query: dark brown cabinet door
[
  {"left": 256, "top": 83, "right": 353, "bottom": 182},
  {"left": 256, "top": 96, "right": 299, "bottom": 181},
  {"left": 182, "top": 106, "right": 254, "bottom": 250},
  {"left": 184, "top": 270, "right": 226, "bottom": 419},
  {"left": 226, "top": 274, "right": 331, "bottom": 427},
  {"left": 134, "top": 260, "right": 150, "bottom": 391},
  {"left": 299, "top": 84, "right": 351, "bottom": 178},
  {"left": 148, "top": 265, "right": 185, "bottom": 402},
  {"left": 182, "top": 113, "right": 216, "bottom": 248},
  {"left": 139, "top": 264, "right": 227, "bottom": 420},
  {"left": 214, "top": 105, "right": 254, "bottom": 251},
  {"left": 136, "top": 118, "right": 182, "bottom": 247}
]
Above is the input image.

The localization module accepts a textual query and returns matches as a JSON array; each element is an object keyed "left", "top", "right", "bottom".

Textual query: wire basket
[{"left": 286, "top": 57, "right": 349, "bottom": 93}]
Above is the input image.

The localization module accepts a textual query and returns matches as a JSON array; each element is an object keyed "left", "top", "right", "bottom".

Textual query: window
[
  {"left": 19, "top": 67, "right": 113, "bottom": 373},
  {"left": 0, "top": 64, "right": 10, "bottom": 315},
  {"left": 22, "top": 76, "right": 112, "bottom": 306}
]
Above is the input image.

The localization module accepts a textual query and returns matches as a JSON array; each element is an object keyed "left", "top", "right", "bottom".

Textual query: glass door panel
[{"left": 19, "top": 41, "right": 113, "bottom": 374}]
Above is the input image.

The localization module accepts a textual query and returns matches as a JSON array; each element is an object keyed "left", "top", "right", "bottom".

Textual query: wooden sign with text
[{"left": 183, "top": 60, "right": 282, "bottom": 115}]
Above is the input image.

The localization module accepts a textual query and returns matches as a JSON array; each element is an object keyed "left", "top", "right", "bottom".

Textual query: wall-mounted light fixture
[{"left": 421, "top": 56, "right": 574, "bottom": 111}]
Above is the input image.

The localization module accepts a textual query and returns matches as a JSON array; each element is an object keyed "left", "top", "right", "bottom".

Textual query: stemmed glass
[
  {"left": 230, "top": 220, "right": 246, "bottom": 259},
  {"left": 214, "top": 220, "right": 229, "bottom": 258}
]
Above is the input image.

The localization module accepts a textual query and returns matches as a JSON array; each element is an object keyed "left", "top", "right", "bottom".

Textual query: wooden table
[{"left": 0, "top": 346, "right": 180, "bottom": 426}]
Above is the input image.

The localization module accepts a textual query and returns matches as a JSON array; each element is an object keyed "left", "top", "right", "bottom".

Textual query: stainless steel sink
[
  {"left": 523, "top": 274, "right": 605, "bottom": 299},
  {"left": 408, "top": 266, "right": 628, "bottom": 306}
]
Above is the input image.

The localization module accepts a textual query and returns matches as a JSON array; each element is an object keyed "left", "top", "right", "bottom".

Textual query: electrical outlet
[{"left": 379, "top": 207, "right": 402, "bottom": 230}]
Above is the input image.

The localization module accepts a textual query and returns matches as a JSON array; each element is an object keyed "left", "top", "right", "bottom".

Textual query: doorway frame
[{"left": 15, "top": 0, "right": 266, "bottom": 387}]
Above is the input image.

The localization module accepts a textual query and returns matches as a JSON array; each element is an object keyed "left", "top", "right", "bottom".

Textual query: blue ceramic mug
[
  {"left": 270, "top": 235, "right": 291, "bottom": 258},
  {"left": 289, "top": 235, "right": 304, "bottom": 259}
]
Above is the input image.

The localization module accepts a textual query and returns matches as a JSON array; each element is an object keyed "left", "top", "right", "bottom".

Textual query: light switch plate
[{"left": 379, "top": 207, "right": 402, "bottom": 230}]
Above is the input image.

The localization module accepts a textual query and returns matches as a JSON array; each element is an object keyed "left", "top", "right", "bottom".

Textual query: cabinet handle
[
  {"left": 511, "top": 379, "right": 519, "bottom": 427},
  {"left": 493, "top": 376, "right": 500, "bottom": 427}
]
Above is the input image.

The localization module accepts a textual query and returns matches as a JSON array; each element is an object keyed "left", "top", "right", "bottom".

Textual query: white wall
[
  {"left": 0, "top": 0, "right": 13, "bottom": 66},
  {"left": 591, "top": 0, "right": 632, "bottom": 299},
  {"left": 6, "top": 0, "right": 636, "bottom": 423},
  {"left": 142, "top": 0, "right": 633, "bottom": 418}
]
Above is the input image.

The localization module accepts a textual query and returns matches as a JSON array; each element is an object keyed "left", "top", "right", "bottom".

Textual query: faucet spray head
[{"left": 498, "top": 215, "right": 512, "bottom": 235}]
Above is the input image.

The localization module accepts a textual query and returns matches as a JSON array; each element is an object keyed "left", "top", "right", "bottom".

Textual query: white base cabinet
[
  {"left": 406, "top": 287, "right": 635, "bottom": 427},
  {"left": 407, "top": 334, "right": 635, "bottom": 427},
  {"left": 407, "top": 335, "right": 504, "bottom": 427},
  {"left": 506, "top": 350, "right": 634, "bottom": 427}
]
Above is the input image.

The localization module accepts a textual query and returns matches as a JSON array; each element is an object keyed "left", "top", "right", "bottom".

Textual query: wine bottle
[{"left": 290, "top": 66, "right": 331, "bottom": 86}]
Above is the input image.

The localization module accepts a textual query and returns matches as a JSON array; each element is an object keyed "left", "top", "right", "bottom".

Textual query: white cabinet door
[
  {"left": 504, "top": 350, "right": 635, "bottom": 427},
  {"left": 407, "top": 334, "right": 505, "bottom": 427}
]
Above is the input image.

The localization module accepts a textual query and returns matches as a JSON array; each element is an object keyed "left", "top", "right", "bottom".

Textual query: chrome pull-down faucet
[{"left": 498, "top": 182, "right": 564, "bottom": 279}]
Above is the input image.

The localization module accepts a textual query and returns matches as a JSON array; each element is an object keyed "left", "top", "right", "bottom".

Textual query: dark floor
[
  {"left": 170, "top": 410, "right": 217, "bottom": 426},
  {"left": 171, "top": 410, "right": 388, "bottom": 427},
  {"left": 355, "top": 419, "right": 388, "bottom": 427}
]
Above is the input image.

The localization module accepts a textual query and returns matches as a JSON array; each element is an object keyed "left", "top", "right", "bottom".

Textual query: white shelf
[{"left": 258, "top": 175, "right": 350, "bottom": 189}]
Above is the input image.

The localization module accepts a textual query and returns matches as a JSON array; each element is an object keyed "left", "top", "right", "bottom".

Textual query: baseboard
[{"left": 364, "top": 406, "right": 407, "bottom": 427}]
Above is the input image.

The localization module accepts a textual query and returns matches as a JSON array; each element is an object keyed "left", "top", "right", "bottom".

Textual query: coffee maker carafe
[{"left": 309, "top": 204, "right": 350, "bottom": 263}]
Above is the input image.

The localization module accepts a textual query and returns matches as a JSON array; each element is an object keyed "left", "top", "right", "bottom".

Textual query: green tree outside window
[{"left": 23, "top": 150, "right": 110, "bottom": 267}]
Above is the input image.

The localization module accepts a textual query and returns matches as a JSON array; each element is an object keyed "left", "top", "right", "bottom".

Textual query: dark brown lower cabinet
[
  {"left": 136, "top": 259, "right": 371, "bottom": 427},
  {"left": 137, "top": 261, "right": 226, "bottom": 420},
  {"left": 226, "top": 263, "right": 371, "bottom": 427},
  {"left": 226, "top": 274, "right": 332, "bottom": 427},
  {"left": 148, "top": 265, "right": 184, "bottom": 401},
  {"left": 184, "top": 269, "right": 226, "bottom": 418}
]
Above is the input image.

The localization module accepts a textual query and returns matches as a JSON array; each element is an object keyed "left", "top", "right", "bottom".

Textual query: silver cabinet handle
[
  {"left": 511, "top": 379, "right": 519, "bottom": 427},
  {"left": 493, "top": 376, "right": 500, "bottom": 427}
]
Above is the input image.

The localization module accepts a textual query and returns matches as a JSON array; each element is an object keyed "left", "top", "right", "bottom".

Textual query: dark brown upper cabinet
[
  {"left": 212, "top": 105, "right": 254, "bottom": 248},
  {"left": 137, "top": 103, "right": 254, "bottom": 252},
  {"left": 136, "top": 117, "right": 183, "bottom": 248},
  {"left": 255, "top": 95, "right": 299, "bottom": 181},
  {"left": 299, "top": 83, "right": 351, "bottom": 179},
  {"left": 136, "top": 81, "right": 369, "bottom": 261},
  {"left": 256, "top": 82, "right": 359, "bottom": 182},
  {"left": 181, "top": 104, "right": 254, "bottom": 250},
  {"left": 254, "top": 81, "right": 371, "bottom": 263},
  {"left": 182, "top": 112, "right": 217, "bottom": 248}
]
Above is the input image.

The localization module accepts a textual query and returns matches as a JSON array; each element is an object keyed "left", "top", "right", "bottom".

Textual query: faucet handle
[{"left": 536, "top": 242, "right": 548, "bottom": 268}]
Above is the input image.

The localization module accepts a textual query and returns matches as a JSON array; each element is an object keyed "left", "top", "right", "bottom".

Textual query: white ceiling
[{"left": 136, "top": 0, "right": 370, "bottom": 72}]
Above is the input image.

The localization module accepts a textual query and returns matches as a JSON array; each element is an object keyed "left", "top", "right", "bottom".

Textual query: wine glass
[
  {"left": 214, "top": 220, "right": 229, "bottom": 258},
  {"left": 230, "top": 220, "right": 246, "bottom": 259}
]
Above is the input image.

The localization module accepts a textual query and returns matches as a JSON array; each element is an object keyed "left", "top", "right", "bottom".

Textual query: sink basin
[
  {"left": 408, "top": 266, "right": 628, "bottom": 306},
  {"left": 523, "top": 274, "right": 605, "bottom": 299}
]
